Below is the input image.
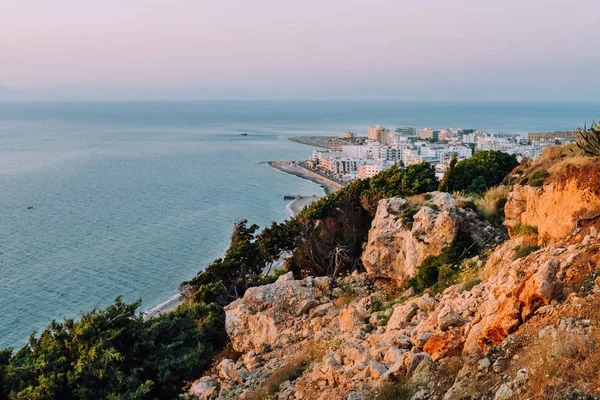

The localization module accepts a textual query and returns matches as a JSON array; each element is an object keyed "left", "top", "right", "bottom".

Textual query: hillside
[{"left": 189, "top": 146, "right": 600, "bottom": 400}]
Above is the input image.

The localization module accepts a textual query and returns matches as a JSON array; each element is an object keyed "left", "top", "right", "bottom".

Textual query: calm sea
[{"left": 1, "top": 100, "right": 599, "bottom": 348}]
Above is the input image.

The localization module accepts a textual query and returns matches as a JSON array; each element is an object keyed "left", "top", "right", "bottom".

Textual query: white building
[{"left": 341, "top": 142, "right": 386, "bottom": 160}]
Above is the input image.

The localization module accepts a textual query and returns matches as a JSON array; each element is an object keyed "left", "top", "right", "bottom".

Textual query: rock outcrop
[
  {"left": 505, "top": 165, "right": 600, "bottom": 242},
  {"left": 361, "top": 192, "right": 500, "bottom": 284},
  {"left": 225, "top": 272, "right": 331, "bottom": 353},
  {"left": 190, "top": 163, "right": 600, "bottom": 399}
]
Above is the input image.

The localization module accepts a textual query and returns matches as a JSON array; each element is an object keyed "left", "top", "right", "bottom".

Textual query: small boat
[{"left": 240, "top": 133, "right": 248, "bottom": 136}]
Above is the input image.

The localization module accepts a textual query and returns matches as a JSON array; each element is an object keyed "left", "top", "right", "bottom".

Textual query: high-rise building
[
  {"left": 418, "top": 128, "right": 438, "bottom": 141},
  {"left": 368, "top": 125, "right": 383, "bottom": 141},
  {"left": 367, "top": 125, "right": 390, "bottom": 143}
]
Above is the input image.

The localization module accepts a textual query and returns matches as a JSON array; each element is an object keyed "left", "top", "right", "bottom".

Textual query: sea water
[{"left": 1, "top": 100, "right": 598, "bottom": 348}]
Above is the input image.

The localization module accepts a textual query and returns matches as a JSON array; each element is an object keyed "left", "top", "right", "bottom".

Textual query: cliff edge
[{"left": 190, "top": 153, "right": 600, "bottom": 400}]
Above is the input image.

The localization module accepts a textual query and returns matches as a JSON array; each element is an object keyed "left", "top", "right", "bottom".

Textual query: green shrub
[
  {"left": 528, "top": 170, "right": 550, "bottom": 187},
  {"left": 0, "top": 299, "right": 225, "bottom": 399},
  {"left": 439, "top": 150, "right": 518, "bottom": 194},
  {"left": 510, "top": 221, "right": 538, "bottom": 236},
  {"left": 514, "top": 245, "right": 540, "bottom": 260},
  {"left": 575, "top": 119, "right": 600, "bottom": 156},
  {"left": 408, "top": 232, "right": 479, "bottom": 293}
]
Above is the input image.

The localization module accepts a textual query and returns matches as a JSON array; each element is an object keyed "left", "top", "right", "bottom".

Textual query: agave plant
[{"left": 576, "top": 120, "right": 600, "bottom": 156}]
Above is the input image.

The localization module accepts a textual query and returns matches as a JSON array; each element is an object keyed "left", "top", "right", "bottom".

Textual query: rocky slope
[{"left": 189, "top": 160, "right": 600, "bottom": 400}]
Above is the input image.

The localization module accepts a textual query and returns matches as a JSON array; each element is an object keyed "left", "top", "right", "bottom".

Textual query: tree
[
  {"left": 0, "top": 299, "right": 224, "bottom": 399},
  {"left": 438, "top": 154, "right": 457, "bottom": 192},
  {"left": 439, "top": 151, "right": 518, "bottom": 194}
]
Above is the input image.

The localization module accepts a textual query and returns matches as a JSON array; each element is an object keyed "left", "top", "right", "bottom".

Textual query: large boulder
[
  {"left": 224, "top": 272, "right": 330, "bottom": 353},
  {"left": 362, "top": 192, "right": 498, "bottom": 284}
]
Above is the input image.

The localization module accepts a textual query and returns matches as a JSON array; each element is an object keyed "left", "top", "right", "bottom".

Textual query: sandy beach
[
  {"left": 143, "top": 293, "right": 184, "bottom": 320},
  {"left": 269, "top": 160, "right": 343, "bottom": 195},
  {"left": 286, "top": 195, "right": 321, "bottom": 217}
]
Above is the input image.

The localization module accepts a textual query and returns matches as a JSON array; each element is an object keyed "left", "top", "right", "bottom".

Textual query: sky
[{"left": 1, "top": 0, "right": 599, "bottom": 100}]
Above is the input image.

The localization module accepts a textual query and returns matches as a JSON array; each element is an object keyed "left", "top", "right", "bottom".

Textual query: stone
[
  {"left": 411, "top": 331, "right": 433, "bottom": 349},
  {"left": 402, "top": 352, "right": 431, "bottom": 377},
  {"left": 339, "top": 305, "right": 364, "bottom": 332},
  {"left": 383, "top": 347, "right": 406, "bottom": 364},
  {"left": 582, "top": 235, "right": 592, "bottom": 246},
  {"left": 355, "top": 297, "right": 373, "bottom": 318},
  {"left": 189, "top": 376, "right": 218, "bottom": 399},
  {"left": 242, "top": 351, "right": 262, "bottom": 371},
  {"left": 494, "top": 383, "right": 514, "bottom": 400},
  {"left": 437, "top": 304, "right": 462, "bottom": 331},
  {"left": 422, "top": 330, "right": 465, "bottom": 361},
  {"left": 478, "top": 357, "right": 491, "bottom": 370},
  {"left": 225, "top": 274, "right": 329, "bottom": 352},
  {"left": 217, "top": 359, "right": 235, "bottom": 380},
  {"left": 277, "top": 271, "right": 295, "bottom": 282},
  {"left": 387, "top": 302, "right": 418, "bottom": 330},
  {"left": 217, "top": 359, "right": 248, "bottom": 383},
  {"left": 367, "top": 360, "right": 388, "bottom": 379},
  {"left": 417, "top": 294, "right": 437, "bottom": 312},
  {"left": 347, "top": 391, "right": 366, "bottom": 400}
]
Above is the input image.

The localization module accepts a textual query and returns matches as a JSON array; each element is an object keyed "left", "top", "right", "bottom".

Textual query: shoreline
[
  {"left": 286, "top": 195, "right": 321, "bottom": 217},
  {"left": 145, "top": 159, "right": 343, "bottom": 319},
  {"left": 143, "top": 293, "right": 184, "bottom": 320},
  {"left": 268, "top": 160, "right": 343, "bottom": 195}
]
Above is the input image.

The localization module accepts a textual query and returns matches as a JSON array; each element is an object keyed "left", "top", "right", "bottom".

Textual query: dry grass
[
  {"left": 476, "top": 185, "right": 510, "bottom": 224},
  {"left": 523, "top": 327, "right": 600, "bottom": 398},
  {"left": 406, "top": 194, "right": 430, "bottom": 208},
  {"left": 245, "top": 342, "right": 326, "bottom": 399},
  {"left": 367, "top": 379, "right": 413, "bottom": 400},
  {"left": 514, "top": 296, "right": 600, "bottom": 399},
  {"left": 547, "top": 155, "right": 593, "bottom": 175},
  {"left": 517, "top": 144, "right": 597, "bottom": 189}
]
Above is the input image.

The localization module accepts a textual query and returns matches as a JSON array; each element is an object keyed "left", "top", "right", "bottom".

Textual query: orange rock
[{"left": 423, "top": 329, "right": 465, "bottom": 361}]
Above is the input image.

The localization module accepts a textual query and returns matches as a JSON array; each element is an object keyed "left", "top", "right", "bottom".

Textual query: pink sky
[{"left": 1, "top": 0, "right": 599, "bottom": 99}]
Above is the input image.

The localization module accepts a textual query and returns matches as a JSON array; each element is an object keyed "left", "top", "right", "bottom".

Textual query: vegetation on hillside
[
  {"left": 576, "top": 120, "right": 600, "bottom": 156},
  {"left": 439, "top": 150, "right": 518, "bottom": 194},
  {"left": 289, "top": 163, "right": 438, "bottom": 278},
  {"left": 0, "top": 299, "right": 224, "bottom": 399}
]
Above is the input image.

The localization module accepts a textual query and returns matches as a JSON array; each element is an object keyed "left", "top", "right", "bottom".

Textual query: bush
[
  {"left": 528, "top": 170, "right": 550, "bottom": 187},
  {"left": 439, "top": 151, "right": 518, "bottom": 194},
  {"left": 576, "top": 119, "right": 600, "bottom": 156},
  {"left": 369, "top": 379, "right": 413, "bottom": 399},
  {"left": 510, "top": 222, "right": 538, "bottom": 236},
  {"left": 0, "top": 299, "right": 225, "bottom": 399},
  {"left": 408, "top": 232, "right": 479, "bottom": 293},
  {"left": 513, "top": 244, "right": 540, "bottom": 260}
]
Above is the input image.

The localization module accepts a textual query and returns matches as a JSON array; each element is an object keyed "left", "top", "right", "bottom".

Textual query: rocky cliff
[{"left": 189, "top": 158, "right": 600, "bottom": 400}]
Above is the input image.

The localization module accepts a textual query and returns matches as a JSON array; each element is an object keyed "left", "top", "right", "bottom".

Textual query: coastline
[
  {"left": 268, "top": 160, "right": 343, "bottom": 195},
  {"left": 145, "top": 160, "right": 342, "bottom": 319},
  {"left": 286, "top": 195, "right": 321, "bottom": 217},
  {"left": 143, "top": 293, "right": 184, "bottom": 320}
]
